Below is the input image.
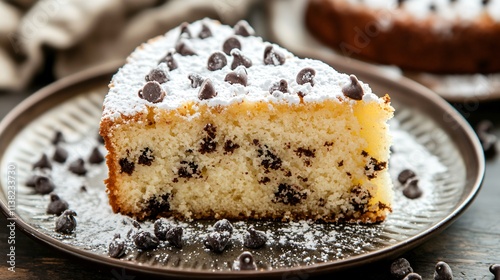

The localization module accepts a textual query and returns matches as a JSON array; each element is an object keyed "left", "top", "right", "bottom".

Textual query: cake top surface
[
  {"left": 342, "top": 0, "right": 500, "bottom": 23},
  {"left": 102, "top": 19, "right": 382, "bottom": 121}
]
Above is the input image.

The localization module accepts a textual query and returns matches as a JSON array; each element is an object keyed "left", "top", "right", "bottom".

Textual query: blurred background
[{"left": 0, "top": 0, "right": 268, "bottom": 92}]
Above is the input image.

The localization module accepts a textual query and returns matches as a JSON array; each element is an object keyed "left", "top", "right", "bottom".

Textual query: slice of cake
[{"left": 100, "top": 19, "right": 394, "bottom": 223}]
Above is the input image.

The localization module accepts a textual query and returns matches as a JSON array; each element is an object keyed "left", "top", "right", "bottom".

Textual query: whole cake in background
[
  {"left": 306, "top": 0, "right": 500, "bottom": 74},
  {"left": 99, "top": 19, "right": 394, "bottom": 223}
]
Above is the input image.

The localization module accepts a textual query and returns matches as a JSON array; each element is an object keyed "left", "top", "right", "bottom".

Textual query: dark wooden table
[{"left": 1, "top": 89, "right": 499, "bottom": 280}]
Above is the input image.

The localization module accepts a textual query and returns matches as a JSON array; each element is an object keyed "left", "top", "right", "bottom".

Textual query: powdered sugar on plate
[{"left": 1, "top": 90, "right": 457, "bottom": 270}]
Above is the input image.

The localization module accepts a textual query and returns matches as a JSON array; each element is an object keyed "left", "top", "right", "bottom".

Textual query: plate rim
[{"left": 0, "top": 61, "right": 485, "bottom": 278}]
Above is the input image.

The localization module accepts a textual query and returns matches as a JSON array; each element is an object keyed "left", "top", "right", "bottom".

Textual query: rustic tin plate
[
  {"left": 0, "top": 59, "right": 483, "bottom": 278},
  {"left": 267, "top": 0, "right": 500, "bottom": 102}
]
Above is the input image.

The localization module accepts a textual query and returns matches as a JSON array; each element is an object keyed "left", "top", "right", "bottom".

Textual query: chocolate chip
[
  {"left": 108, "top": 234, "right": 126, "bottom": 258},
  {"left": 52, "top": 131, "right": 65, "bottom": 145},
  {"left": 489, "top": 264, "right": 500, "bottom": 279},
  {"left": 145, "top": 66, "right": 169, "bottom": 84},
  {"left": 204, "top": 231, "right": 231, "bottom": 253},
  {"left": 138, "top": 81, "right": 166, "bottom": 103},
  {"left": 47, "top": 193, "right": 69, "bottom": 215},
  {"left": 483, "top": 0, "right": 491, "bottom": 5},
  {"left": 397, "top": 0, "right": 406, "bottom": 7},
  {"left": 342, "top": 75, "right": 364, "bottom": 100},
  {"left": 33, "top": 154, "right": 52, "bottom": 170},
  {"left": 165, "top": 226, "right": 183, "bottom": 249},
  {"left": 35, "top": 176, "right": 55, "bottom": 194},
  {"left": 429, "top": 3, "right": 437, "bottom": 11},
  {"left": 434, "top": 261, "right": 453, "bottom": 280},
  {"left": 403, "top": 178, "right": 422, "bottom": 199},
  {"left": 269, "top": 79, "right": 288, "bottom": 94},
  {"left": 200, "top": 123, "right": 217, "bottom": 154},
  {"left": 225, "top": 66, "right": 248, "bottom": 86},
  {"left": 273, "top": 183, "right": 307, "bottom": 205},
  {"left": 97, "top": 133, "right": 105, "bottom": 145},
  {"left": 177, "top": 160, "right": 199, "bottom": 178},
  {"left": 213, "top": 219, "right": 233, "bottom": 234},
  {"left": 296, "top": 67, "right": 316, "bottom": 86},
  {"left": 233, "top": 20, "right": 254, "bottom": 37},
  {"left": 222, "top": 36, "right": 242, "bottom": 55},
  {"left": 207, "top": 51, "right": 227, "bottom": 71},
  {"left": 294, "top": 147, "right": 316, "bottom": 158},
  {"left": 154, "top": 218, "right": 171, "bottom": 241},
  {"left": 26, "top": 174, "right": 39, "bottom": 187},
  {"left": 264, "top": 45, "right": 286, "bottom": 65},
  {"left": 159, "top": 51, "right": 178, "bottom": 70},
  {"left": 146, "top": 193, "right": 171, "bottom": 218},
  {"left": 179, "top": 22, "right": 192, "bottom": 39},
  {"left": 398, "top": 169, "right": 416, "bottom": 184},
  {"left": 55, "top": 209, "right": 77, "bottom": 234},
  {"left": 223, "top": 139, "right": 240, "bottom": 154},
  {"left": 198, "top": 23, "right": 212, "bottom": 39},
  {"left": 230, "top": 49, "right": 252, "bottom": 70},
  {"left": 243, "top": 226, "right": 267, "bottom": 249},
  {"left": 52, "top": 145, "right": 68, "bottom": 163},
  {"left": 68, "top": 158, "right": 87, "bottom": 176},
  {"left": 403, "top": 273, "right": 422, "bottom": 280},
  {"left": 198, "top": 79, "right": 217, "bottom": 100},
  {"left": 87, "top": 146, "right": 105, "bottom": 164},
  {"left": 390, "top": 258, "right": 413, "bottom": 279},
  {"left": 80, "top": 185, "right": 87, "bottom": 192},
  {"left": 188, "top": 73, "right": 204, "bottom": 88},
  {"left": 175, "top": 40, "right": 196, "bottom": 56},
  {"left": 134, "top": 231, "right": 159, "bottom": 250},
  {"left": 119, "top": 158, "right": 135, "bottom": 175},
  {"left": 257, "top": 145, "right": 282, "bottom": 170},
  {"left": 138, "top": 147, "right": 154, "bottom": 166},
  {"left": 235, "top": 252, "right": 257, "bottom": 270}
]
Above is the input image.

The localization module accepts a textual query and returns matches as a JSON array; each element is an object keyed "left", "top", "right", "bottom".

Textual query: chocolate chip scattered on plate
[
  {"left": 55, "top": 209, "right": 77, "bottom": 234},
  {"left": 33, "top": 153, "right": 52, "bottom": 170},
  {"left": 35, "top": 176, "right": 56, "bottom": 195},
  {"left": 88, "top": 146, "right": 105, "bottom": 164},
  {"left": 52, "top": 145, "right": 68, "bottom": 163},
  {"left": 108, "top": 233, "right": 127, "bottom": 258},
  {"left": 134, "top": 231, "right": 159, "bottom": 250},
  {"left": 403, "top": 178, "right": 423, "bottom": 199},
  {"left": 243, "top": 226, "right": 267, "bottom": 249},
  {"left": 68, "top": 158, "right": 87, "bottom": 176},
  {"left": 46, "top": 193, "right": 69, "bottom": 215}
]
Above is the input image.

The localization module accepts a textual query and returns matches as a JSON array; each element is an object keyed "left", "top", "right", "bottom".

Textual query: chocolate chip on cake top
[{"left": 102, "top": 19, "right": 380, "bottom": 121}]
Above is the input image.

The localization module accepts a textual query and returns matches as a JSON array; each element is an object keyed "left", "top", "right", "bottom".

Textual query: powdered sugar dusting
[
  {"left": 3, "top": 98, "right": 455, "bottom": 270},
  {"left": 102, "top": 19, "right": 381, "bottom": 121}
]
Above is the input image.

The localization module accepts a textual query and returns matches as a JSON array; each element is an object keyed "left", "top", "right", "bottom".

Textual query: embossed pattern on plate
[{"left": 0, "top": 65, "right": 483, "bottom": 278}]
